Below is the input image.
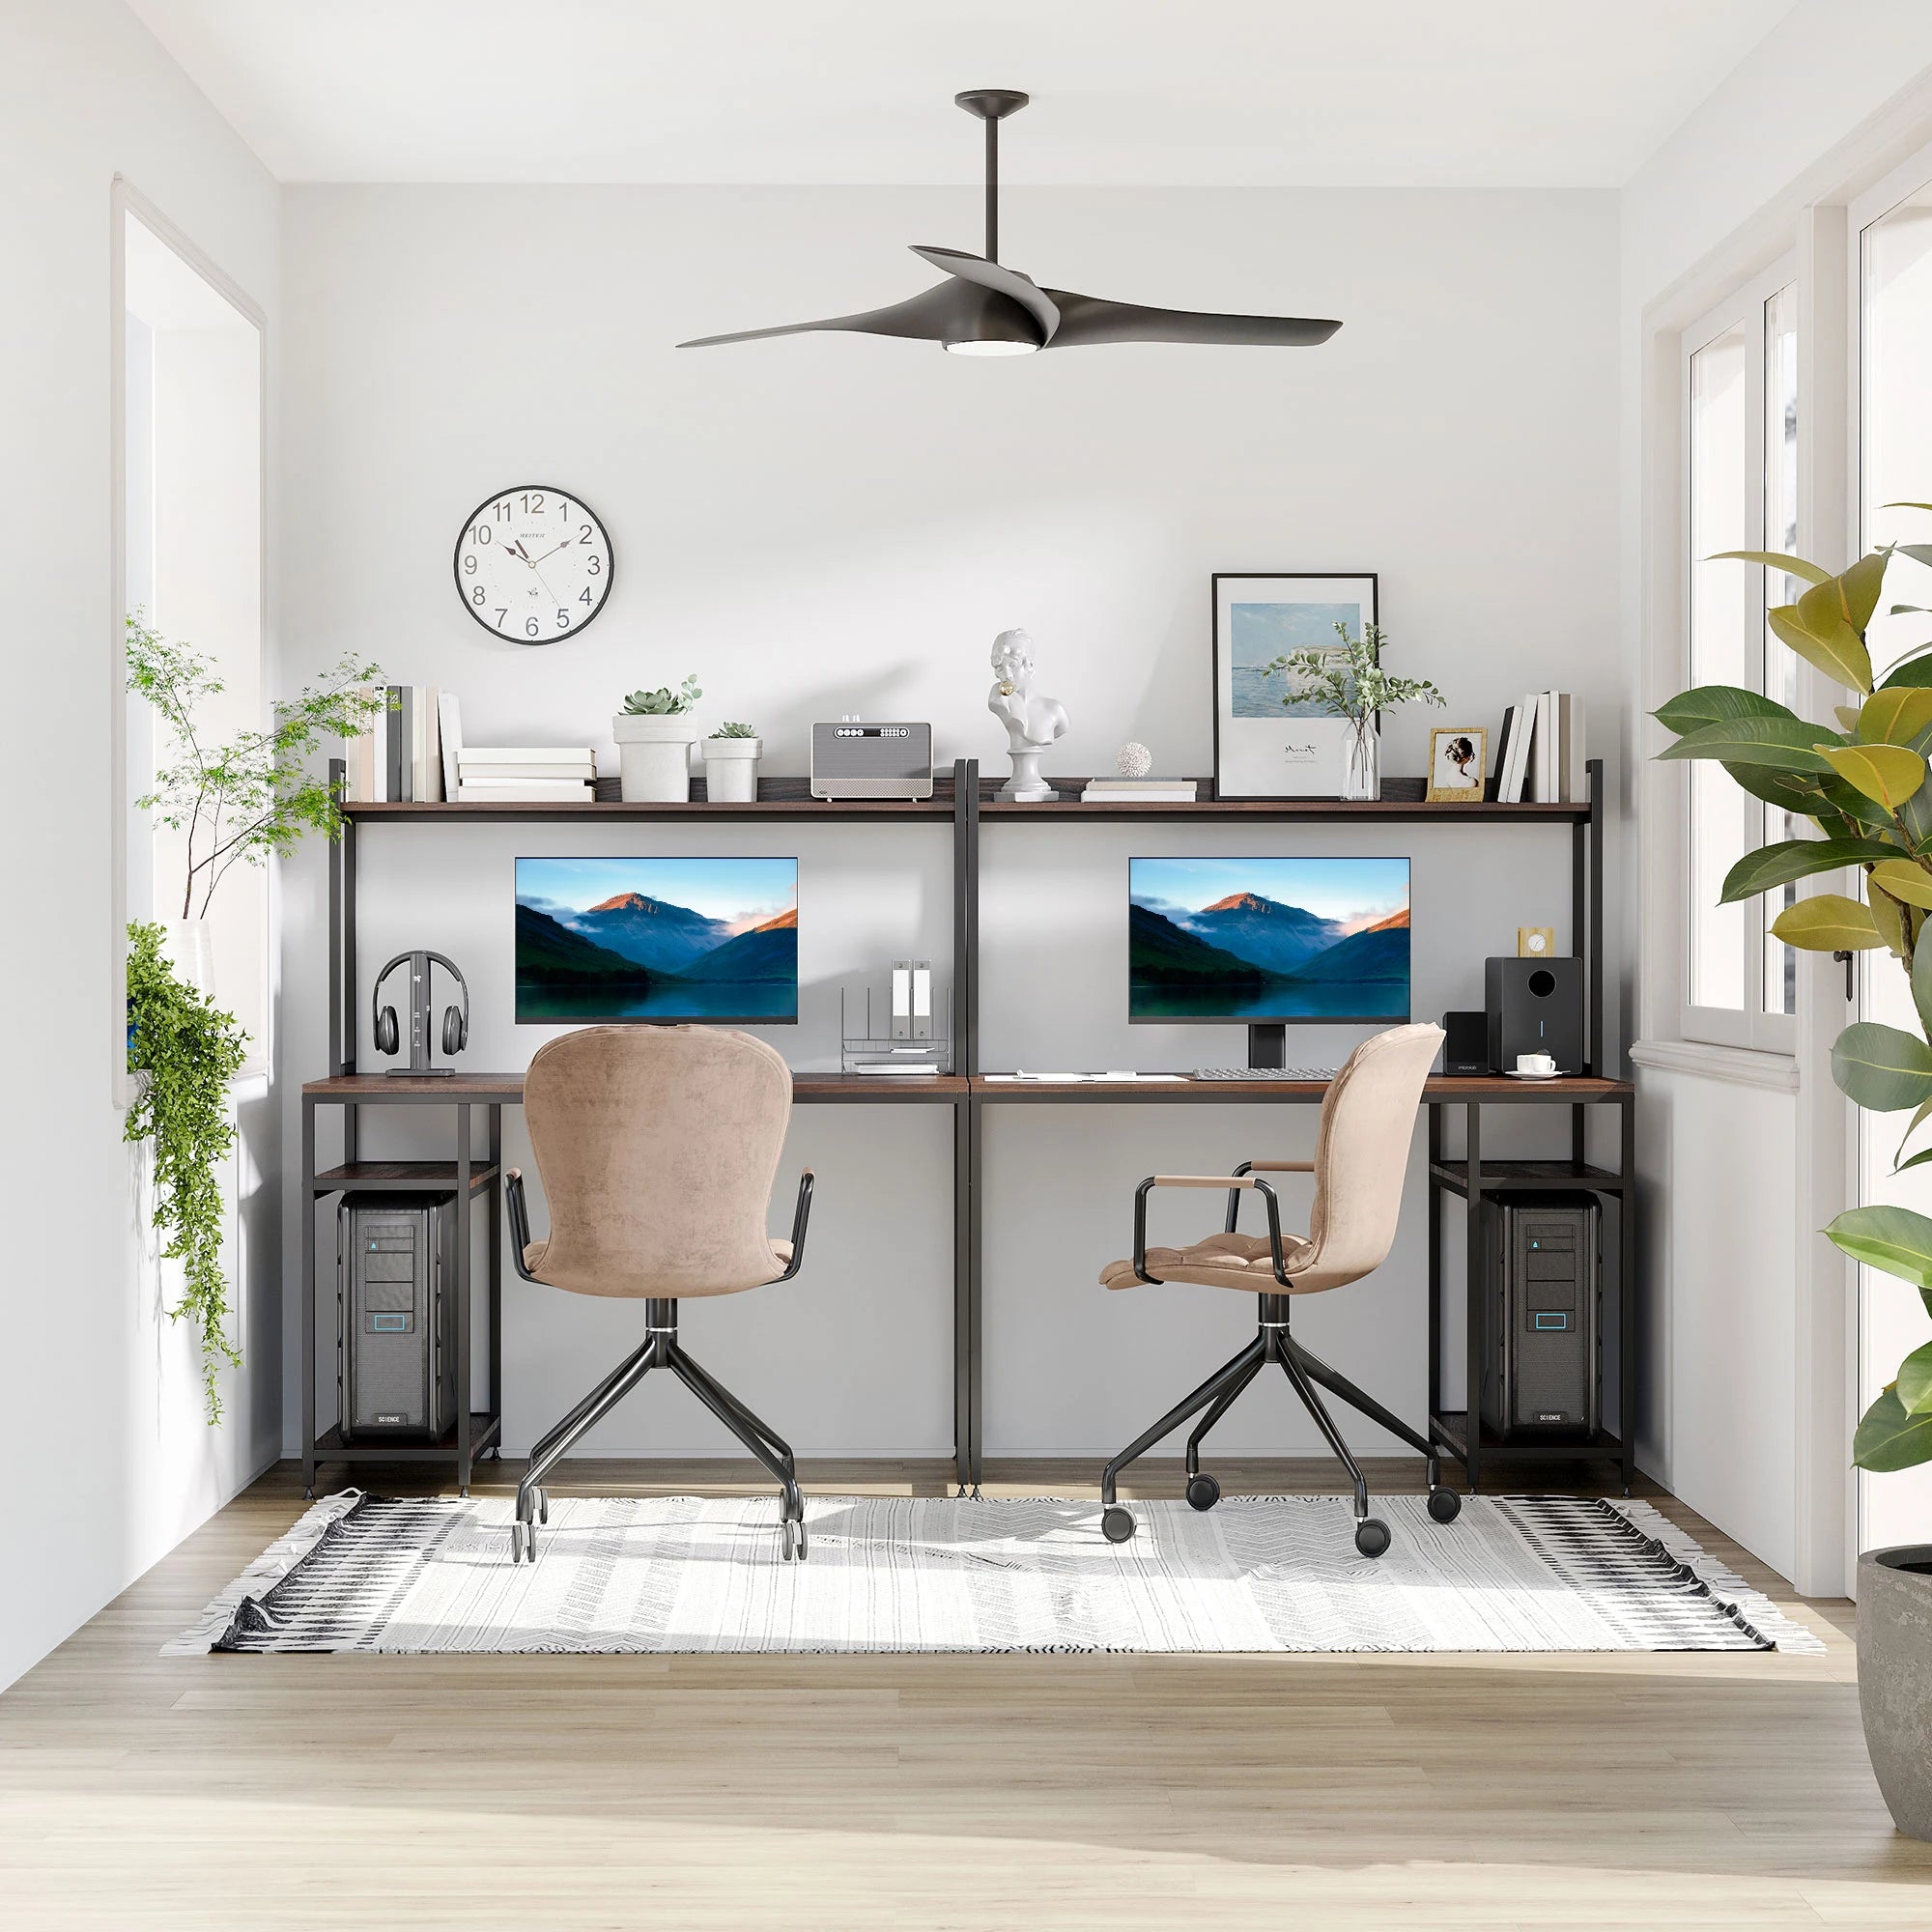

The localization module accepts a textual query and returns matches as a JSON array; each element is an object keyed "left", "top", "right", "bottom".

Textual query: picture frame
[
  {"left": 1210, "top": 573, "right": 1378, "bottom": 798},
  {"left": 1427, "top": 726, "right": 1488, "bottom": 803}
]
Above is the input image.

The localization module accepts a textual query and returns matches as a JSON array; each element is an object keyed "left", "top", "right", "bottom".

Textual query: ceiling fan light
[{"left": 943, "top": 338, "right": 1038, "bottom": 357}]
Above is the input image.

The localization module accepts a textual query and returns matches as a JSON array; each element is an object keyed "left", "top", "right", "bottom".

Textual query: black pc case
[
  {"left": 337, "top": 1192, "right": 459, "bottom": 1440},
  {"left": 1479, "top": 1190, "right": 1602, "bottom": 1438}
]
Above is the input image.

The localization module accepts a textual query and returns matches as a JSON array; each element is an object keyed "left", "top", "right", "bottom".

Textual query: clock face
[{"left": 454, "top": 486, "right": 612, "bottom": 644}]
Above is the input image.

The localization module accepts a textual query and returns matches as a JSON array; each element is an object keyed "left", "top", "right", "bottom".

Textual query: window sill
[{"left": 1630, "top": 1037, "right": 1800, "bottom": 1093}]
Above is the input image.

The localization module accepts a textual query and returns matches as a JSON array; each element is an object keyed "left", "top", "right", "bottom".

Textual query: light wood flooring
[{"left": 1, "top": 1455, "right": 1927, "bottom": 1930}]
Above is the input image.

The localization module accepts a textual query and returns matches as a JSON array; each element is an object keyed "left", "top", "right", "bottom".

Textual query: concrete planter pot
[
  {"left": 612, "top": 713, "right": 698, "bottom": 803},
  {"left": 1859, "top": 1545, "right": 1932, "bottom": 1840},
  {"left": 701, "top": 736, "right": 762, "bottom": 804}
]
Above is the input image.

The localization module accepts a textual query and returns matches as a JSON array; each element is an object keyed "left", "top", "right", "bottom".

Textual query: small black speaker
[
  {"left": 1441, "top": 1010, "right": 1489, "bottom": 1075},
  {"left": 1486, "top": 956, "right": 1584, "bottom": 1074}
]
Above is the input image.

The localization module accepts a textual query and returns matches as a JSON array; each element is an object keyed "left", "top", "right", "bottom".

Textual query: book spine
[
  {"left": 384, "top": 686, "right": 405, "bottom": 802},
  {"left": 438, "top": 692, "right": 463, "bottom": 800}
]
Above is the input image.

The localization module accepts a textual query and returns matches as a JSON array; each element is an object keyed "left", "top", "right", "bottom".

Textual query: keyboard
[{"left": 1190, "top": 1065, "right": 1336, "bottom": 1081}]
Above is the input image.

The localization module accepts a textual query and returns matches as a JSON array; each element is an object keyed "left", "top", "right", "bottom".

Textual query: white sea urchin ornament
[{"left": 1116, "top": 742, "right": 1153, "bottom": 779}]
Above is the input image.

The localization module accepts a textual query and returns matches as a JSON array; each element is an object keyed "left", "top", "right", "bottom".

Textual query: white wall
[
  {"left": 279, "top": 182, "right": 1619, "bottom": 1461},
  {"left": 0, "top": 0, "right": 280, "bottom": 1690}
]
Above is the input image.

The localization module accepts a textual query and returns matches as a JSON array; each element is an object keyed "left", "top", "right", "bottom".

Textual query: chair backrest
[
  {"left": 522, "top": 1025, "right": 792, "bottom": 1297},
  {"left": 1299, "top": 1022, "right": 1445, "bottom": 1290}
]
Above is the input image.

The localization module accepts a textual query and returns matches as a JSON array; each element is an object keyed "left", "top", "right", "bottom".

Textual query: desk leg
[
  {"left": 953, "top": 1091, "right": 981, "bottom": 1496},
  {"left": 1428, "top": 1103, "right": 1441, "bottom": 1432},
  {"left": 487, "top": 1103, "right": 502, "bottom": 1459},
  {"left": 455, "top": 1105, "right": 472, "bottom": 1495},
  {"left": 1620, "top": 1094, "right": 1637, "bottom": 1496},
  {"left": 1464, "top": 1102, "right": 1484, "bottom": 1494},
  {"left": 301, "top": 1097, "right": 317, "bottom": 1500}
]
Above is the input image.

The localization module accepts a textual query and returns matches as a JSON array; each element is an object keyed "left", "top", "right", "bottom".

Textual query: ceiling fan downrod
[{"left": 953, "top": 89, "right": 1029, "bottom": 264}]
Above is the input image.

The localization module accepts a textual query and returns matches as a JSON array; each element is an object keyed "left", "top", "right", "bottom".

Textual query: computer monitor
[
  {"left": 1128, "top": 855, "right": 1410, "bottom": 1041},
  {"left": 515, "top": 856, "right": 798, "bottom": 1025}
]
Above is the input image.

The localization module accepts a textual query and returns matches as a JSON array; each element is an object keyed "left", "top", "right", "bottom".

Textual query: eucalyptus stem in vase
[{"left": 1264, "top": 620, "right": 1443, "bottom": 801}]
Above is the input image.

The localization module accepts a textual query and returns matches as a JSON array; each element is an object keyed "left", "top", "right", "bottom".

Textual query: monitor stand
[{"left": 1247, "top": 1023, "right": 1286, "bottom": 1071}]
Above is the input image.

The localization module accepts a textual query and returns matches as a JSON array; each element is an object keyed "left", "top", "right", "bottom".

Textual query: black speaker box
[
  {"left": 1441, "top": 1010, "right": 1489, "bottom": 1075},
  {"left": 1486, "top": 955, "right": 1584, "bottom": 1074}
]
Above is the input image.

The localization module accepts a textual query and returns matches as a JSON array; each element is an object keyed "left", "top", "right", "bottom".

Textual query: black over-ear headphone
[{"left": 373, "top": 951, "right": 469, "bottom": 1065}]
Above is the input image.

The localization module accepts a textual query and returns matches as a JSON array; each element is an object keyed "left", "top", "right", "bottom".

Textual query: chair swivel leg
[
  {"left": 1287, "top": 1337, "right": 1463, "bottom": 1523},
  {"left": 1100, "top": 1335, "right": 1269, "bottom": 1544},
  {"left": 1275, "top": 1340, "right": 1390, "bottom": 1558},
  {"left": 1181, "top": 1350, "right": 1265, "bottom": 1513},
  {"left": 667, "top": 1346, "right": 808, "bottom": 1561},
  {"left": 514, "top": 1333, "right": 661, "bottom": 1562}
]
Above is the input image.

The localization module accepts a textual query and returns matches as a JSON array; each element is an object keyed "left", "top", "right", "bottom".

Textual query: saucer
[{"left": 1504, "top": 1068, "right": 1563, "bottom": 1081}]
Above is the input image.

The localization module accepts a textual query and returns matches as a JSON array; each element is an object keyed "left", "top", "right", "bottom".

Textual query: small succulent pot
[
  {"left": 701, "top": 735, "right": 762, "bottom": 804},
  {"left": 612, "top": 713, "right": 698, "bottom": 803}
]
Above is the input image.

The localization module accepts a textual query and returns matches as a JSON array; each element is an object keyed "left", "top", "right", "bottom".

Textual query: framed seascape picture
[
  {"left": 1427, "top": 726, "right": 1488, "bottom": 802},
  {"left": 1211, "top": 573, "right": 1378, "bottom": 798}
]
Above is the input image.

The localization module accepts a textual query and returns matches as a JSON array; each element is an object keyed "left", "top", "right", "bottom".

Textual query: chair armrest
[
  {"left": 1135, "top": 1173, "right": 1288, "bottom": 1286},
  {"left": 774, "top": 1170, "right": 815, "bottom": 1281},
  {"left": 1223, "top": 1159, "right": 1314, "bottom": 1235},
  {"left": 504, "top": 1167, "right": 544, "bottom": 1283}
]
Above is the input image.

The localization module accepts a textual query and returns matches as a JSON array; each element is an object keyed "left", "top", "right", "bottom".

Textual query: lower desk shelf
[
  {"left": 309, "top": 1413, "right": 502, "bottom": 1464},
  {"left": 1429, "top": 1158, "right": 1629, "bottom": 1200},
  {"left": 1431, "top": 1409, "right": 1624, "bottom": 1466}
]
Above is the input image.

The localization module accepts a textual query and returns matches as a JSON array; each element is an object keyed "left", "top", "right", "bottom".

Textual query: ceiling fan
[{"left": 678, "top": 89, "right": 1342, "bottom": 357}]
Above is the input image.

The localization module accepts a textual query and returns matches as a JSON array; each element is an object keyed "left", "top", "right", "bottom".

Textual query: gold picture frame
[{"left": 1427, "top": 726, "right": 1488, "bottom": 803}]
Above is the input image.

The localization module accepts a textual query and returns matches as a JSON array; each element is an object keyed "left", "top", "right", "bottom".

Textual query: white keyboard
[{"left": 1190, "top": 1065, "right": 1336, "bottom": 1081}]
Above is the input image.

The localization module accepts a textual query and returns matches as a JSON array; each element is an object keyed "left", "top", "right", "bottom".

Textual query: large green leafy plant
[{"left": 1654, "top": 509, "right": 1932, "bottom": 1471}]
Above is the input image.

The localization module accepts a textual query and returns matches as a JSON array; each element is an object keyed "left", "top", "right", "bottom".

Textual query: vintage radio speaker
[
  {"left": 1485, "top": 954, "right": 1585, "bottom": 1073},
  {"left": 1479, "top": 1190, "right": 1602, "bottom": 1438},
  {"left": 810, "top": 721, "right": 934, "bottom": 800},
  {"left": 338, "top": 1192, "right": 459, "bottom": 1440}
]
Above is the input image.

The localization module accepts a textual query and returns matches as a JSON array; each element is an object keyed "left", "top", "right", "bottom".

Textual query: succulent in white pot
[
  {"left": 702, "top": 721, "right": 762, "bottom": 804},
  {"left": 613, "top": 676, "right": 701, "bottom": 803}
]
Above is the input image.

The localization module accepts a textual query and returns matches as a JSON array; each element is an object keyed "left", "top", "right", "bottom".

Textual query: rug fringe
[
  {"left": 1604, "top": 1499, "right": 1824, "bottom": 1654},
  {"left": 160, "top": 1490, "right": 368, "bottom": 1657}
]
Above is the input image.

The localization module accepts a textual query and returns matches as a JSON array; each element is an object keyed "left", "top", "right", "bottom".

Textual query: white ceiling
[{"left": 129, "top": 0, "right": 1796, "bottom": 188}]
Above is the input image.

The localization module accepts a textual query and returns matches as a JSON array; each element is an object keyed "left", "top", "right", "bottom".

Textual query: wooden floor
[{"left": 1, "top": 1456, "right": 1927, "bottom": 1931}]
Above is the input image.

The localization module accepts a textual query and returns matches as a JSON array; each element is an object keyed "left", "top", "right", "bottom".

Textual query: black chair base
[
  {"left": 1098, "top": 1293, "right": 1461, "bottom": 1558},
  {"left": 511, "top": 1297, "right": 806, "bottom": 1563}
]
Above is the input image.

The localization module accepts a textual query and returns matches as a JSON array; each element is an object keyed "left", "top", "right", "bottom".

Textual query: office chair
[
  {"left": 1095, "top": 1021, "right": 1455, "bottom": 1558},
  {"left": 503, "top": 1025, "right": 815, "bottom": 1562}
]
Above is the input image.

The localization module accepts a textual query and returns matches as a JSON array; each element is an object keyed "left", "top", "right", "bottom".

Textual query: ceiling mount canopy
[{"left": 677, "top": 90, "right": 1342, "bottom": 358}]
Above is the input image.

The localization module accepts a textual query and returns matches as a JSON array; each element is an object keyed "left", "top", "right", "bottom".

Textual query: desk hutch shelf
[{"left": 304, "top": 755, "right": 1632, "bottom": 1498}]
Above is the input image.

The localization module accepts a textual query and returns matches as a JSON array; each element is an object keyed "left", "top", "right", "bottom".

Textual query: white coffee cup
[{"left": 1516, "top": 1051, "right": 1557, "bottom": 1075}]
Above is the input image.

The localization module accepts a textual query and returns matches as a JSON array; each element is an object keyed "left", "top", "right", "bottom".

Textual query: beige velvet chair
[
  {"left": 503, "top": 1025, "right": 815, "bottom": 1561},
  {"left": 1095, "top": 1022, "right": 1456, "bottom": 1558}
]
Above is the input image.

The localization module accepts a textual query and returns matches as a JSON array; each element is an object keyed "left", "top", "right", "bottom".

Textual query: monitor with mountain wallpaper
[
  {"left": 1127, "top": 856, "right": 1410, "bottom": 1024},
  {"left": 515, "top": 857, "right": 799, "bottom": 1024}
]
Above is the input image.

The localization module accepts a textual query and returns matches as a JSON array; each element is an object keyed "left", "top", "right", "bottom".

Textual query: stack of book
[
  {"left": 343, "top": 686, "right": 459, "bottom": 802},
  {"left": 1080, "top": 776, "right": 1200, "bottom": 804},
  {"left": 456, "top": 744, "right": 597, "bottom": 803},
  {"left": 1493, "top": 692, "right": 1586, "bottom": 804}
]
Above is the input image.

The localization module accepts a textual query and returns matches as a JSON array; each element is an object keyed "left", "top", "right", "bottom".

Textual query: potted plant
[
  {"left": 614, "top": 675, "right": 702, "bottom": 803},
  {"left": 126, "top": 614, "right": 382, "bottom": 1418},
  {"left": 702, "top": 721, "right": 762, "bottom": 803},
  {"left": 1264, "top": 620, "right": 1443, "bottom": 800},
  {"left": 1652, "top": 511, "right": 1932, "bottom": 1837}
]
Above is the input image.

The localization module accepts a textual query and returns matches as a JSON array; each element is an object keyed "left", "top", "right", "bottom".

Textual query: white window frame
[{"left": 1676, "top": 255, "right": 1801, "bottom": 1056}]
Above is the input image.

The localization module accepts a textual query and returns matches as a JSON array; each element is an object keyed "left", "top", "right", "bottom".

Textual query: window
[{"left": 1679, "top": 263, "right": 1800, "bottom": 1052}]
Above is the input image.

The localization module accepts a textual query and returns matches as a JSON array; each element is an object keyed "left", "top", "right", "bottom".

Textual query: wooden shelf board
[
  {"left": 310, "top": 1414, "right": 502, "bottom": 1463},
  {"left": 1429, "top": 1159, "right": 1629, "bottom": 1197},
  {"left": 312, "top": 1160, "right": 497, "bottom": 1195},
  {"left": 1430, "top": 1410, "right": 1624, "bottom": 1463}
]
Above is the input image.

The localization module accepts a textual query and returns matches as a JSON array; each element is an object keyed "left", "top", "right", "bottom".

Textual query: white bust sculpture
[{"left": 987, "top": 628, "right": 1069, "bottom": 802}]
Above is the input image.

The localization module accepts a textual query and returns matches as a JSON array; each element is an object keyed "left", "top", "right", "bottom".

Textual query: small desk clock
[{"left": 810, "top": 721, "right": 934, "bottom": 800}]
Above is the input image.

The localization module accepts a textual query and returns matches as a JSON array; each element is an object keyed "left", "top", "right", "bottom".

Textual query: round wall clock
[{"left": 454, "top": 486, "right": 613, "bottom": 644}]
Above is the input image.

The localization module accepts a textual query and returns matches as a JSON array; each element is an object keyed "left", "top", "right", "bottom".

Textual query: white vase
[
  {"left": 701, "top": 737, "right": 762, "bottom": 804},
  {"left": 612, "top": 713, "right": 698, "bottom": 803},
  {"left": 1341, "top": 719, "right": 1380, "bottom": 802},
  {"left": 164, "top": 917, "right": 216, "bottom": 998}
]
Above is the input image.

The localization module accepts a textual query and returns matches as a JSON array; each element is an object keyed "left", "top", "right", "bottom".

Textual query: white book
[
  {"left": 438, "top": 691, "right": 463, "bottom": 800},
  {"left": 461, "top": 759, "right": 596, "bottom": 781},
  {"left": 1083, "top": 777, "right": 1198, "bottom": 794},
  {"left": 1567, "top": 694, "right": 1587, "bottom": 802},
  {"left": 457, "top": 781, "right": 594, "bottom": 801},
  {"left": 1081, "top": 788, "right": 1200, "bottom": 802},
  {"left": 462, "top": 745, "right": 598, "bottom": 763},
  {"left": 1532, "top": 691, "right": 1555, "bottom": 803}
]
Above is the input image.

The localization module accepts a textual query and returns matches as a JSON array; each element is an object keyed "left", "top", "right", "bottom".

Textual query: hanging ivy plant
[{"left": 125, "top": 920, "right": 250, "bottom": 1421}]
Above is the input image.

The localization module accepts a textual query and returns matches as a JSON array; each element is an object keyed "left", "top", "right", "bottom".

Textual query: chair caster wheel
[
  {"left": 1102, "top": 1505, "right": 1137, "bottom": 1544},
  {"left": 1354, "top": 1518, "right": 1391, "bottom": 1559},
  {"left": 508, "top": 1520, "right": 526, "bottom": 1563},
  {"left": 781, "top": 1515, "right": 808, "bottom": 1562},
  {"left": 1185, "top": 1473, "right": 1221, "bottom": 1512},
  {"left": 1428, "top": 1486, "right": 1462, "bottom": 1523},
  {"left": 534, "top": 1487, "right": 549, "bottom": 1525}
]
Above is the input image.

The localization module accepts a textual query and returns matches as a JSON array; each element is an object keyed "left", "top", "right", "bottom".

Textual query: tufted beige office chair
[
  {"left": 1095, "top": 1022, "right": 1454, "bottom": 1557},
  {"left": 504, "top": 1025, "right": 815, "bottom": 1562}
]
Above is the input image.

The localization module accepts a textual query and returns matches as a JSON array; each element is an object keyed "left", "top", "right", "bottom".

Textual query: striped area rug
[{"left": 167, "top": 1492, "right": 1821, "bottom": 1656}]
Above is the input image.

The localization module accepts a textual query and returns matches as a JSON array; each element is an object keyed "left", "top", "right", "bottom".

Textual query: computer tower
[
  {"left": 1479, "top": 1190, "right": 1601, "bottom": 1438},
  {"left": 338, "top": 1192, "right": 459, "bottom": 1440}
]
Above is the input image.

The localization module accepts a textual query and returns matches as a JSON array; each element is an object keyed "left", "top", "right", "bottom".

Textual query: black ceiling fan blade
[
  {"left": 910, "top": 245, "right": 1060, "bottom": 343},
  {"left": 1040, "top": 290, "right": 1341, "bottom": 349},
  {"left": 678, "top": 281, "right": 968, "bottom": 349}
]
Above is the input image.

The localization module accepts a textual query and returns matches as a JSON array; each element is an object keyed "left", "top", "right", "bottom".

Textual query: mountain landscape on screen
[
  {"left": 1128, "top": 859, "right": 1409, "bottom": 1022},
  {"left": 515, "top": 859, "right": 798, "bottom": 1022}
]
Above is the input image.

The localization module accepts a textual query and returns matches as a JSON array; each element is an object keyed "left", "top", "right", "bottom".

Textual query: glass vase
[{"left": 1341, "top": 719, "right": 1380, "bottom": 803}]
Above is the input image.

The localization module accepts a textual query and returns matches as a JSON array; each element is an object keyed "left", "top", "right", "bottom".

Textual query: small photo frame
[
  {"left": 1427, "top": 727, "right": 1488, "bottom": 802},
  {"left": 1211, "top": 573, "right": 1378, "bottom": 798}
]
